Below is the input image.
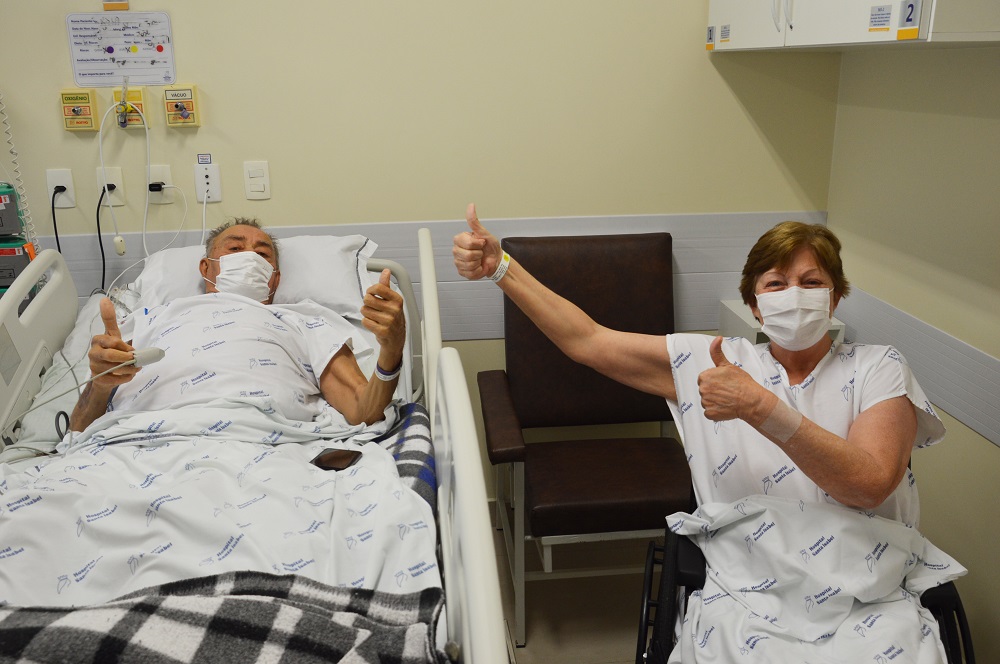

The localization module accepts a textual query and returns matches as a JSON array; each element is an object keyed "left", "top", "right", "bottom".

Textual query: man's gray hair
[{"left": 204, "top": 217, "right": 280, "bottom": 264}]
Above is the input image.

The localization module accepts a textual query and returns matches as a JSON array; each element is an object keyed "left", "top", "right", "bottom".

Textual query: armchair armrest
[{"left": 477, "top": 370, "right": 527, "bottom": 465}]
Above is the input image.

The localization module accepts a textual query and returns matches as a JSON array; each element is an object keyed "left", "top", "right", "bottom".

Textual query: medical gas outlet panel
[
  {"left": 112, "top": 86, "right": 147, "bottom": 128},
  {"left": 60, "top": 86, "right": 201, "bottom": 129},
  {"left": 61, "top": 89, "right": 100, "bottom": 132},
  {"left": 164, "top": 85, "right": 201, "bottom": 127}
]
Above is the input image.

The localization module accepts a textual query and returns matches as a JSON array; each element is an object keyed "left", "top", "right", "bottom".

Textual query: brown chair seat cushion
[{"left": 524, "top": 437, "right": 691, "bottom": 538}]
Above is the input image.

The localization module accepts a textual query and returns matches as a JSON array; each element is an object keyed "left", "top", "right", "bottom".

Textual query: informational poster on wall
[{"left": 66, "top": 12, "right": 176, "bottom": 87}]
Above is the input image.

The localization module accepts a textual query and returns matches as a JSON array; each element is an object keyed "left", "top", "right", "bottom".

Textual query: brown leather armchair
[{"left": 477, "top": 233, "right": 692, "bottom": 647}]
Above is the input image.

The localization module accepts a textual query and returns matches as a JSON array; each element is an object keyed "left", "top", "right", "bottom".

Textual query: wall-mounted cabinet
[{"left": 706, "top": 0, "right": 1000, "bottom": 51}]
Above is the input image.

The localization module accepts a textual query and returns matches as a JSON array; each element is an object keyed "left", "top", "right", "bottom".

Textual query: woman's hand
[
  {"left": 697, "top": 336, "right": 771, "bottom": 424},
  {"left": 453, "top": 203, "right": 503, "bottom": 281}
]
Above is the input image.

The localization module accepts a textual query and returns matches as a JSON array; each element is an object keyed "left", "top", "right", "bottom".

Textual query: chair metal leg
[
  {"left": 495, "top": 460, "right": 527, "bottom": 647},
  {"left": 512, "top": 462, "right": 526, "bottom": 646}
]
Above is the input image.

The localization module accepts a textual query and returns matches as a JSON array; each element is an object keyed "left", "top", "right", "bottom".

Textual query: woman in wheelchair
[{"left": 454, "top": 204, "right": 966, "bottom": 663}]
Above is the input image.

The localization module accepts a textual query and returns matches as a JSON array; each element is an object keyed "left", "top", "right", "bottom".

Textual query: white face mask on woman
[
  {"left": 203, "top": 251, "right": 275, "bottom": 302},
  {"left": 756, "top": 287, "right": 832, "bottom": 351}
]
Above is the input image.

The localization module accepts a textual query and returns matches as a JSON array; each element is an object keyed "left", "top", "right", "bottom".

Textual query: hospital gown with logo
[
  {"left": 663, "top": 334, "right": 965, "bottom": 663},
  {"left": 113, "top": 292, "right": 372, "bottom": 421}
]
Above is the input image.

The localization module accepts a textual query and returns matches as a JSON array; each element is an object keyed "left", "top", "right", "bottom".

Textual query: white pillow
[
  {"left": 131, "top": 234, "right": 377, "bottom": 317},
  {"left": 273, "top": 235, "right": 377, "bottom": 318}
]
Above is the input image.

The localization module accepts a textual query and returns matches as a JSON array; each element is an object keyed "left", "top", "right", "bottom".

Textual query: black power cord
[
  {"left": 50, "top": 185, "right": 66, "bottom": 253},
  {"left": 95, "top": 184, "right": 116, "bottom": 291}
]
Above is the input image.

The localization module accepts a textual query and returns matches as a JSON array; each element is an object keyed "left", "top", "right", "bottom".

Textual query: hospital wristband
[
  {"left": 489, "top": 252, "right": 511, "bottom": 283},
  {"left": 375, "top": 361, "right": 402, "bottom": 382}
]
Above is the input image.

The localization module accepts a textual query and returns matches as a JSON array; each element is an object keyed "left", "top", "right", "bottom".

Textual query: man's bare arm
[{"left": 69, "top": 298, "right": 137, "bottom": 432}]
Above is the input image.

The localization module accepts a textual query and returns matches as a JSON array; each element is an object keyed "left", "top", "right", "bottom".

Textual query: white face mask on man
[
  {"left": 756, "top": 287, "right": 832, "bottom": 351},
  {"left": 203, "top": 251, "right": 275, "bottom": 303}
]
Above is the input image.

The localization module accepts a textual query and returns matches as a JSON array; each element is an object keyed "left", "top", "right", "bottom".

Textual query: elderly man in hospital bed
[
  {"left": 453, "top": 204, "right": 965, "bottom": 663},
  {"left": 0, "top": 218, "right": 440, "bottom": 610},
  {"left": 71, "top": 218, "right": 405, "bottom": 433}
]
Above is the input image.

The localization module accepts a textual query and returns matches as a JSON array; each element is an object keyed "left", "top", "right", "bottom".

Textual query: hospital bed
[{"left": 0, "top": 229, "right": 506, "bottom": 663}]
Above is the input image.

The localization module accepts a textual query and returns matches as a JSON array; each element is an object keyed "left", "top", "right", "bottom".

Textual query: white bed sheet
[{"left": 0, "top": 401, "right": 440, "bottom": 608}]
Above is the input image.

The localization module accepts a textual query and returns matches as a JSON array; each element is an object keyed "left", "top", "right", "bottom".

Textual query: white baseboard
[{"left": 836, "top": 288, "right": 1000, "bottom": 448}]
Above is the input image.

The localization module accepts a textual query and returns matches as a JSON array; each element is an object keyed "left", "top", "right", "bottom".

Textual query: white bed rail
[
  {"left": 417, "top": 228, "right": 442, "bottom": 419},
  {"left": 0, "top": 249, "right": 78, "bottom": 444},
  {"left": 367, "top": 256, "right": 424, "bottom": 404},
  {"left": 418, "top": 227, "right": 506, "bottom": 662},
  {"left": 435, "top": 348, "right": 508, "bottom": 663}
]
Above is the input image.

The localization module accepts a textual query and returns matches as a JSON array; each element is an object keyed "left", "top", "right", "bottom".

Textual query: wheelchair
[{"left": 636, "top": 525, "right": 975, "bottom": 664}]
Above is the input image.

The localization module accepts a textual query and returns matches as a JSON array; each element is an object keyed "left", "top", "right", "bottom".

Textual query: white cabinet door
[
  {"left": 707, "top": 0, "right": 786, "bottom": 51},
  {"left": 784, "top": 0, "right": 926, "bottom": 46}
]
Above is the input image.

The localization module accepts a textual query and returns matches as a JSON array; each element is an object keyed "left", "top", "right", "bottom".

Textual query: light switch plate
[{"left": 243, "top": 160, "right": 270, "bottom": 200}]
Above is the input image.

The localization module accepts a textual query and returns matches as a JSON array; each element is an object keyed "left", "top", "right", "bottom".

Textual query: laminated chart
[{"left": 67, "top": 12, "right": 176, "bottom": 87}]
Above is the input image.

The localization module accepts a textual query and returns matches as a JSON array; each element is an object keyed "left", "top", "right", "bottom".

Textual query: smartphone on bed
[{"left": 310, "top": 448, "right": 363, "bottom": 471}]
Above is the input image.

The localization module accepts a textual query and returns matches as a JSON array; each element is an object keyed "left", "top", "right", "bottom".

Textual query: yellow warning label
[
  {"left": 167, "top": 112, "right": 197, "bottom": 124},
  {"left": 65, "top": 117, "right": 96, "bottom": 130}
]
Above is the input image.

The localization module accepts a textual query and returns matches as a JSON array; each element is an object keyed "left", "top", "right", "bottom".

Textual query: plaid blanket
[
  {"left": 377, "top": 402, "right": 436, "bottom": 512},
  {"left": 0, "top": 571, "right": 448, "bottom": 664}
]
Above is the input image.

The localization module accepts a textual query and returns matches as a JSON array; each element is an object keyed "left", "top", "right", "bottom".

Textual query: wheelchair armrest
[
  {"left": 920, "top": 580, "right": 959, "bottom": 612},
  {"left": 675, "top": 531, "right": 706, "bottom": 590},
  {"left": 477, "top": 370, "right": 527, "bottom": 465}
]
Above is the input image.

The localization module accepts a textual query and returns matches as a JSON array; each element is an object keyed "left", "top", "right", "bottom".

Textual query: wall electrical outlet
[
  {"left": 147, "top": 164, "right": 174, "bottom": 204},
  {"left": 96, "top": 166, "right": 126, "bottom": 206},
  {"left": 194, "top": 163, "right": 222, "bottom": 203},
  {"left": 46, "top": 168, "right": 76, "bottom": 208}
]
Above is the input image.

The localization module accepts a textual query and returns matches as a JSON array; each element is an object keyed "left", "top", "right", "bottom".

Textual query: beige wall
[
  {"left": 829, "top": 46, "right": 1000, "bottom": 661},
  {"left": 830, "top": 48, "right": 1000, "bottom": 356},
  {"left": 2, "top": 1, "right": 836, "bottom": 235}
]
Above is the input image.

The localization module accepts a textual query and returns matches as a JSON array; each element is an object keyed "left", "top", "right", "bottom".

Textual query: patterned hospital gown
[
  {"left": 665, "top": 334, "right": 945, "bottom": 526},
  {"left": 113, "top": 292, "right": 371, "bottom": 421}
]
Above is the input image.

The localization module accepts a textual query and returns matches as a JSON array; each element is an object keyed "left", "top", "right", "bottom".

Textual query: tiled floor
[{"left": 489, "top": 514, "right": 658, "bottom": 664}]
